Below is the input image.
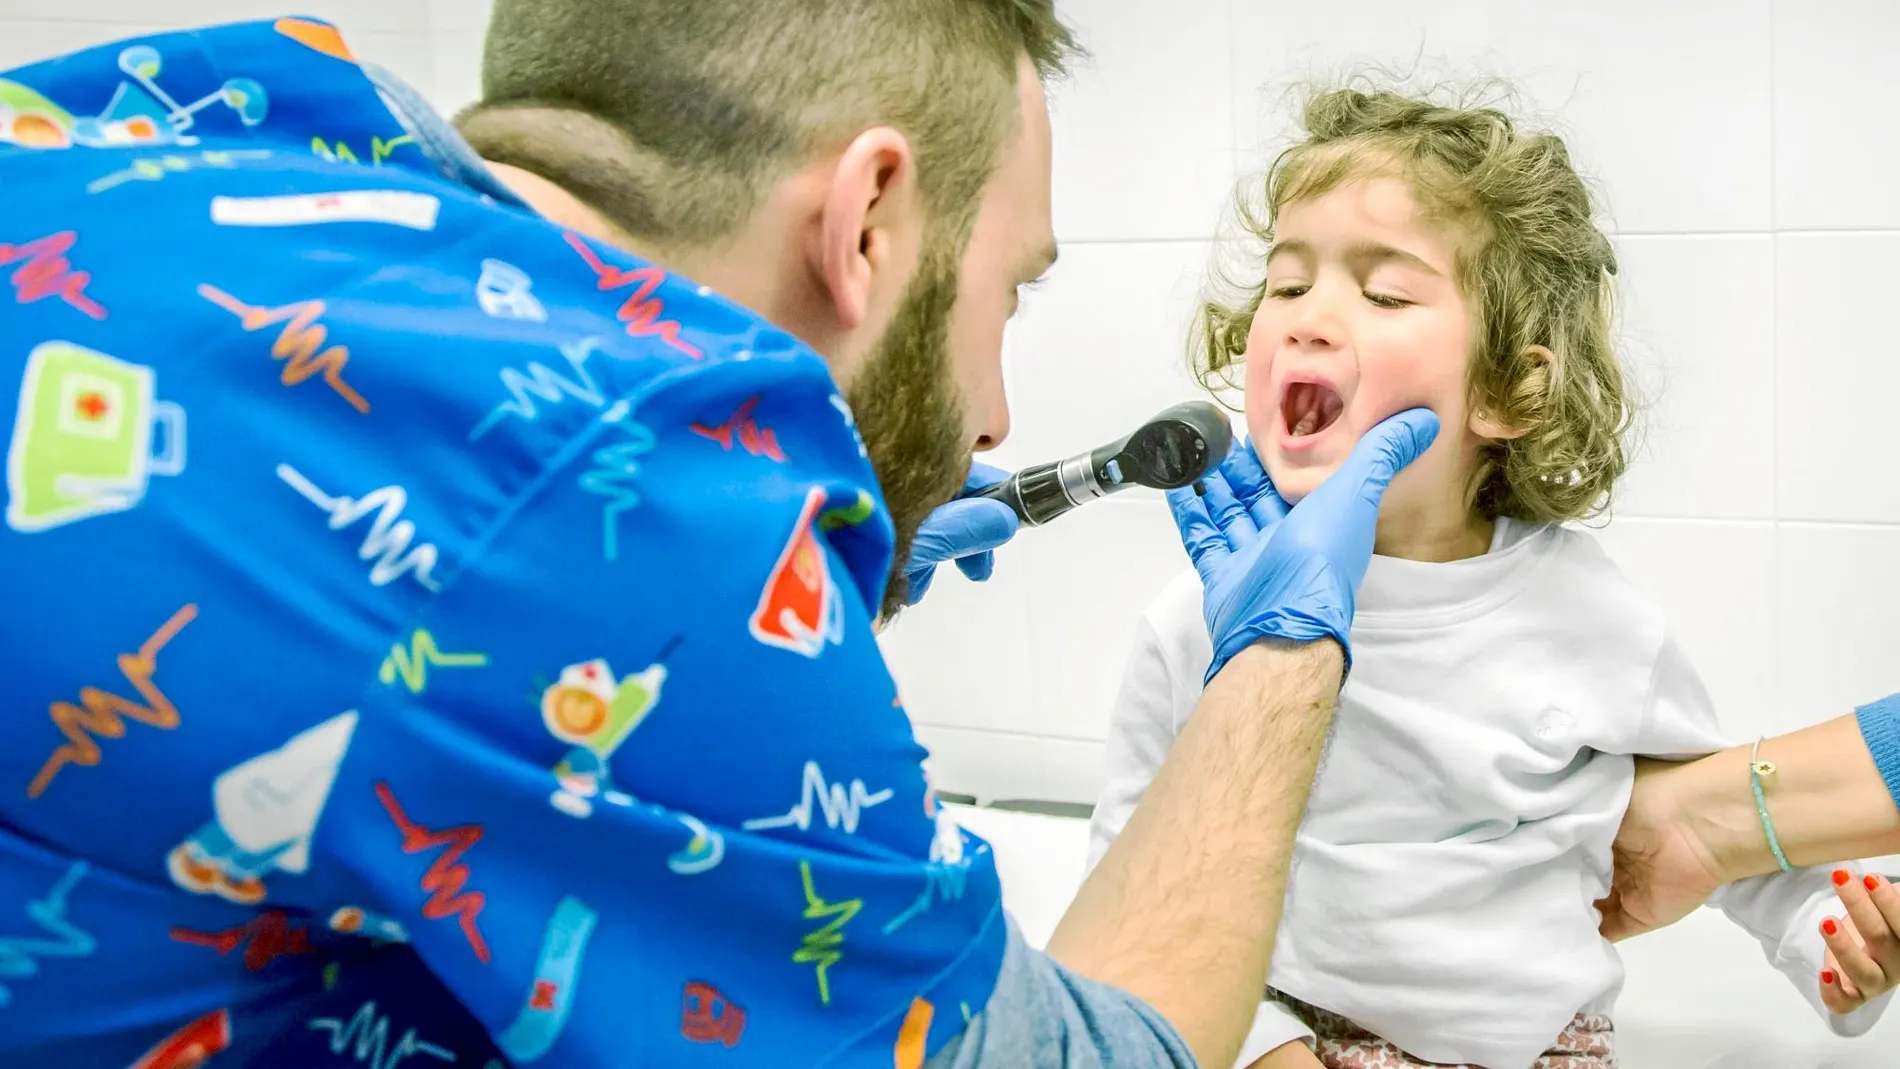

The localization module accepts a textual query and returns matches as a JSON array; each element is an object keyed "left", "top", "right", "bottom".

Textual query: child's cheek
[{"left": 1352, "top": 375, "right": 1438, "bottom": 437}]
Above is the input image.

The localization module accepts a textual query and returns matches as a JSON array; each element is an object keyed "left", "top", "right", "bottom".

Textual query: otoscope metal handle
[{"left": 976, "top": 457, "right": 1114, "bottom": 527}]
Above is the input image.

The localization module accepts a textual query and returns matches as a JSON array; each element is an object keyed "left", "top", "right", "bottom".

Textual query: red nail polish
[
  {"left": 1834, "top": 869, "right": 1852, "bottom": 887},
  {"left": 1869, "top": 875, "right": 1883, "bottom": 892},
  {"left": 1824, "top": 918, "right": 1840, "bottom": 936},
  {"left": 1823, "top": 970, "right": 1837, "bottom": 985}
]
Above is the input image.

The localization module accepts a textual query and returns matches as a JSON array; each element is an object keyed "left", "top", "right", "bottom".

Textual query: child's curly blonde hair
[{"left": 1196, "top": 83, "right": 1634, "bottom": 523}]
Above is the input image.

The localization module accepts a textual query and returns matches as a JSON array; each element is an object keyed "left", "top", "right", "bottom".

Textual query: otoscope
[{"left": 976, "top": 400, "right": 1235, "bottom": 527}]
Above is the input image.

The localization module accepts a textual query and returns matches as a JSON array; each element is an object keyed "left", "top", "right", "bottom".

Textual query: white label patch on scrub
[{"left": 210, "top": 191, "right": 440, "bottom": 231}]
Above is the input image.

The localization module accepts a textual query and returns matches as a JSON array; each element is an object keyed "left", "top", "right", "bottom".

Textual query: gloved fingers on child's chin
[
  {"left": 1222, "top": 441, "right": 1288, "bottom": 523},
  {"left": 1165, "top": 486, "right": 1229, "bottom": 571},
  {"left": 1366, "top": 409, "right": 1441, "bottom": 473},
  {"left": 1198, "top": 468, "right": 1257, "bottom": 540},
  {"left": 1327, "top": 408, "right": 1440, "bottom": 493}
]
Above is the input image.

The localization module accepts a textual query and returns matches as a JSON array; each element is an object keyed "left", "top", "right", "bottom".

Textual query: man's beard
[{"left": 845, "top": 246, "right": 970, "bottom": 622}]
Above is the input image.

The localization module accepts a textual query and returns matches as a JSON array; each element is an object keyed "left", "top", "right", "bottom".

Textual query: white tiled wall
[{"left": 8, "top": 5, "right": 1900, "bottom": 1058}]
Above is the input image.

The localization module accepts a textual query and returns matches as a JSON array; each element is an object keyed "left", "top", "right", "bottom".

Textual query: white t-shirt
[{"left": 1087, "top": 519, "right": 1890, "bottom": 1069}]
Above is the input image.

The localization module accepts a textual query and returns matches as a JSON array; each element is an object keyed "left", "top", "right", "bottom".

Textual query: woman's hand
[
  {"left": 1819, "top": 869, "right": 1900, "bottom": 1013},
  {"left": 1603, "top": 716, "right": 1900, "bottom": 943},
  {"left": 1598, "top": 757, "right": 1730, "bottom": 942}
]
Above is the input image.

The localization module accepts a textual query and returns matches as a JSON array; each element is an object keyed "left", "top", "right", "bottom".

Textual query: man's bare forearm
[{"left": 1046, "top": 639, "right": 1342, "bottom": 1069}]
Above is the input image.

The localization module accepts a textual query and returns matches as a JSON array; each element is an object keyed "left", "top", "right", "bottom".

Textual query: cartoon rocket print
[{"left": 166, "top": 712, "right": 358, "bottom": 904}]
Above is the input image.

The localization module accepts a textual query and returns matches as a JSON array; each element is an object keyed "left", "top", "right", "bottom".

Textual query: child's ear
[{"left": 1470, "top": 345, "right": 1552, "bottom": 441}]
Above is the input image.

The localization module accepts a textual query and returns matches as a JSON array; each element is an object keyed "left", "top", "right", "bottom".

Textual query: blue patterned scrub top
[{"left": 0, "top": 17, "right": 1005, "bottom": 1069}]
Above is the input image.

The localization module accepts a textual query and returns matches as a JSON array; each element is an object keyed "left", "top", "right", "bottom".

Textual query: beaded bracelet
[{"left": 1751, "top": 737, "right": 1796, "bottom": 874}]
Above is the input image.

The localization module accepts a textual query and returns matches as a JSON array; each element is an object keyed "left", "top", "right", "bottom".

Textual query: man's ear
[
  {"left": 814, "top": 127, "right": 917, "bottom": 331},
  {"left": 1470, "top": 345, "right": 1552, "bottom": 441}
]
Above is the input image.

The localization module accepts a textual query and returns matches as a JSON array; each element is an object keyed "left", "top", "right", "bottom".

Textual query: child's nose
[{"left": 1283, "top": 295, "right": 1346, "bottom": 351}]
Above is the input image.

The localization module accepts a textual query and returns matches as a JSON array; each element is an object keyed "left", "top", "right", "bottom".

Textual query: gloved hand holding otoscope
[{"left": 902, "top": 401, "right": 1236, "bottom": 604}]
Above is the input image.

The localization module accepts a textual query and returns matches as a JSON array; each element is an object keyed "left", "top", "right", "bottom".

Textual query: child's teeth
[{"left": 1293, "top": 410, "right": 1318, "bottom": 437}]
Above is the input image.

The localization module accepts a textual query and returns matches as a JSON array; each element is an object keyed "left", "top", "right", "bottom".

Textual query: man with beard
[{"left": 0, "top": 3, "right": 1433, "bottom": 1068}]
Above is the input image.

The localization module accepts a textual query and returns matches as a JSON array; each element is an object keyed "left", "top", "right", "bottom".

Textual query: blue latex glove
[
  {"left": 903, "top": 461, "right": 1021, "bottom": 605},
  {"left": 1167, "top": 409, "right": 1440, "bottom": 680}
]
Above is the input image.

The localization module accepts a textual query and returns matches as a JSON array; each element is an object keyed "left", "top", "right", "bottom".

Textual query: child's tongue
[{"left": 1292, "top": 408, "right": 1321, "bottom": 437}]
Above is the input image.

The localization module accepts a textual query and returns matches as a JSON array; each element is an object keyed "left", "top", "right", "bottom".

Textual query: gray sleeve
[{"left": 926, "top": 918, "right": 1201, "bottom": 1069}]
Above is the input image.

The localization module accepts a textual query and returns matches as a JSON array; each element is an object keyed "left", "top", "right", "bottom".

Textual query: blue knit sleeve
[{"left": 1853, "top": 693, "right": 1900, "bottom": 810}]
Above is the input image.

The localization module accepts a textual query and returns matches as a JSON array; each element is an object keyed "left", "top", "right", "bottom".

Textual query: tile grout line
[{"left": 1767, "top": 0, "right": 1782, "bottom": 715}]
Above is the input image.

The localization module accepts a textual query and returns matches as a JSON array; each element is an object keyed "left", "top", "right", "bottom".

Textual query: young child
[{"left": 1088, "top": 85, "right": 1899, "bottom": 1069}]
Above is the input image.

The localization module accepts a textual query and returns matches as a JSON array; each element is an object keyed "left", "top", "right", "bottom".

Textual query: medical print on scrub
[{"left": 0, "top": 16, "right": 1010, "bottom": 1069}]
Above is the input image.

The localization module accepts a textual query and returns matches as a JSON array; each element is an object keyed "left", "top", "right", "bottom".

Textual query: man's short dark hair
[{"left": 458, "top": 0, "right": 1079, "bottom": 250}]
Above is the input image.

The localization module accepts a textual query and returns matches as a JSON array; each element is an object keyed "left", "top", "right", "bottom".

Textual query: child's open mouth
[{"left": 1281, "top": 380, "right": 1345, "bottom": 440}]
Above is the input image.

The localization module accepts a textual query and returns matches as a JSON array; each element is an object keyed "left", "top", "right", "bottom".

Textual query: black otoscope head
[
  {"left": 975, "top": 400, "right": 1236, "bottom": 526},
  {"left": 1103, "top": 400, "right": 1236, "bottom": 490}
]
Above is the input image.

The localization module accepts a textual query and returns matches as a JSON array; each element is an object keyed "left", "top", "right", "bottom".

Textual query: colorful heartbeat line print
[
  {"left": 171, "top": 909, "right": 314, "bottom": 971},
  {"left": 198, "top": 284, "right": 371, "bottom": 413},
  {"left": 578, "top": 411, "right": 653, "bottom": 563},
  {"left": 793, "top": 860, "right": 862, "bottom": 1006},
  {"left": 741, "top": 761, "right": 892, "bottom": 835},
  {"left": 0, "top": 231, "right": 106, "bottom": 319},
  {"left": 379, "top": 629, "right": 488, "bottom": 694},
  {"left": 310, "top": 133, "right": 416, "bottom": 167},
  {"left": 307, "top": 1000, "right": 457, "bottom": 1069},
  {"left": 562, "top": 232, "right": 702, "bottom": 359},
  {"left": 691, "top": 396, "right": 785, "bottom": 461},
  {"left": 374, "top": 783, "right": 491, "bottom": 963},
  {"left": 0, "top": 861, "right": 95, "bottom": 1009},
  {"left": 277, "top": 465, "right": 443, "bottom": 592},
  {"left": 28, "top": 604, "right": 196, "bottom": 800},
  {"left": 469, "top": 337, "right": 607, "bottom": 442},
  {"left": 883, "top": 812, "right": 978, "bottom": 935}
]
